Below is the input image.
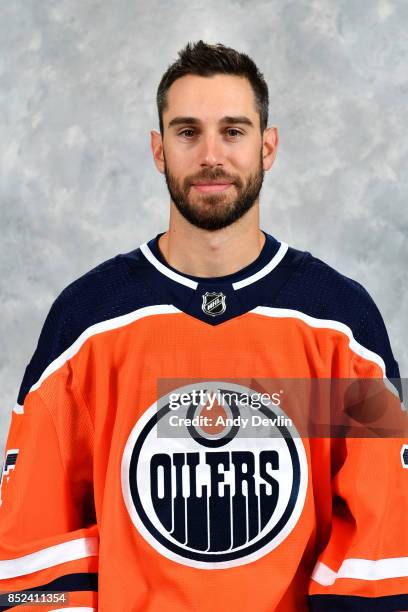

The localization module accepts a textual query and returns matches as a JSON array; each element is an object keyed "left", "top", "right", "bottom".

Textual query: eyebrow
[{"left": 168, "top": 115, "right": 255, "bottom": 129}]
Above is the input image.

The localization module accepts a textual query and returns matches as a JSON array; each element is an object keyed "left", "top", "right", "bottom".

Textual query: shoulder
[
  {"left": 278, "top": 246, "right": 382, "bottom": 331},
  {"left": 275, "top": 246, "right": 400, "bottom": 381},
  {"left": 16, "top": 247, "right": 157, "bottom": 405},
  {"left": 42, "top": 253, "right": 131, "bottom": 342},
  {"left": 47, "top": 246, "right": 157, "bottom": 336}
]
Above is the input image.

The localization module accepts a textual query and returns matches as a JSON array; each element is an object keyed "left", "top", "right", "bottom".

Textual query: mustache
[{"left": 189, "top": 173, "right": 235, "bottom": 184}]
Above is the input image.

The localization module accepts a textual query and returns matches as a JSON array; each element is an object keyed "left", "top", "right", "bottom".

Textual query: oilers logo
[{"left": 121, "top": 382, "right": 308, "bottom": 569}]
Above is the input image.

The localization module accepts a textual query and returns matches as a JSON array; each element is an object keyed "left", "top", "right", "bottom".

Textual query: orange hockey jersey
[{"left": 0, "top": 230, "right": 407, "bottom": 611}]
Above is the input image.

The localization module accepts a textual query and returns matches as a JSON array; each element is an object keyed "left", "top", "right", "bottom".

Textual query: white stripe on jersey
[
  {"left": 0, "top": 536, "right": 98, "bottom": 579},
  {"left": 312, "top": 557, "right": 408, "bottom": 585}
]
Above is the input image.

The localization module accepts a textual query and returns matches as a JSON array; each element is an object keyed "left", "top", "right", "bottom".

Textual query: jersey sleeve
[
  {"left": 0, "top": 294, "right": 98, "bottom": 611},
  {"left": 308, "top": 290, "right": 408, "bottom": 611}
]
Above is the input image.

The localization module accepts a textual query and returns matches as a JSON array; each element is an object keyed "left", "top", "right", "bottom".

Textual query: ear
[
  {"left": 262, "top": 126, "right": 279, "bottom": 171},
  {"left": 151, "top": 129, "right": 165, "bottom": 174}
]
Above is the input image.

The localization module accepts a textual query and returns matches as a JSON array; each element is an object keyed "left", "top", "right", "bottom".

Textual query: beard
[{"left": 163, "top": 149, "right": 265, "bottom": 231}]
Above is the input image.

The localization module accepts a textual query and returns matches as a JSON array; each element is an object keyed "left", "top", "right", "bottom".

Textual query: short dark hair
[{"left": 156, "top": 40, "right": 269, "bottom": 135}]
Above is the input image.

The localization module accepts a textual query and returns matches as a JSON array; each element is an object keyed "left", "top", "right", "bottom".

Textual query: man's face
[{"left": 160, "top": 74, "right": 266, "bottom": 231}]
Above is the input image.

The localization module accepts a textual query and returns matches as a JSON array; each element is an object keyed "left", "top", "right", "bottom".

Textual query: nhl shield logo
[{"left": 201, "top": 291, "right": 226, "bottom": 317}]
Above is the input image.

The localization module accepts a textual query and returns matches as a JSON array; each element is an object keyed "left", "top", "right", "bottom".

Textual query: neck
[{"left": 158, "top": 207, "right": 265, "bottom": 278}]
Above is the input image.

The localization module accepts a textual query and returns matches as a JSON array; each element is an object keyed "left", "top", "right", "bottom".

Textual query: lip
[{"left": 192, "top": 183, "right": 232, "bottom": 193}]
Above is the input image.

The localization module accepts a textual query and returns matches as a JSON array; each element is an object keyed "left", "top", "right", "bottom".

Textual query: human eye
[
  {"left": 226, "top": 128, "right": 243, "bottom": 138},
  {"left": 178, "top": 128, "right": 195, "bottom": 138}
]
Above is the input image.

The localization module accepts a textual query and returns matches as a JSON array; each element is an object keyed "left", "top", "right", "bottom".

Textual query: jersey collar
[
  {"left": 137, "top": 231, "right": 293, "bottom": 326},
  {"left": 141, "top": 231, "right": 288, "bottom": 289}
]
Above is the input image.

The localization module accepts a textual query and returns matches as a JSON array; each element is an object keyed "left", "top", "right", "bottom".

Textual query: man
[{"left": 0, "top": 40, "right": 407, "bottom": 612}]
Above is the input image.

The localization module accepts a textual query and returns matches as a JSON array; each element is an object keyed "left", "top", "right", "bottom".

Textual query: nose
[{"left": 199, "top": 133, "right": 225, "bottom": 167}]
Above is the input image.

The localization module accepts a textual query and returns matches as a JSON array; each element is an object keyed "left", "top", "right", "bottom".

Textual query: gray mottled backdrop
[{"left": 1, "top": 0, "right": 407, "bottom": 456}]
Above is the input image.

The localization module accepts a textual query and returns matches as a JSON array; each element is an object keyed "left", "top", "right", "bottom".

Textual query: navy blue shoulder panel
[
  {"left": 16, "top": 251, "right": 164, "bottom": 406},
  {"left": 17, "top": 243, "right": 401, "bottom": 405},
  {"left": 268, "top": 251, "right": 401, "bottom": 383}
]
